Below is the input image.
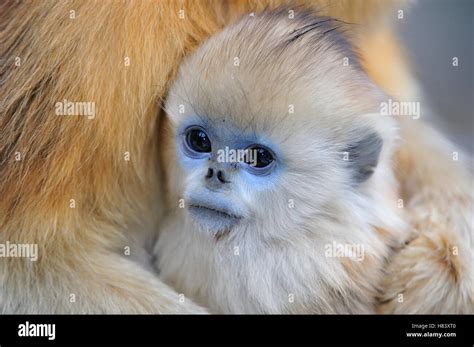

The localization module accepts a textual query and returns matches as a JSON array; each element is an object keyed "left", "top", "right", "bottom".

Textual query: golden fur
[{"left": 0, "top": 0, "right": 472, "bottom": 313}]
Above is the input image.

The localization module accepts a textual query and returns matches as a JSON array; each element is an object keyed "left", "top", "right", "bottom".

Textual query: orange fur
[{"left": 1, "top": 0, "right": 471, "bottom": 313}]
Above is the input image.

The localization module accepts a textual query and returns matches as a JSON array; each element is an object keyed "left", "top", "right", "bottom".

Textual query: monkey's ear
[{"left": 344, "top": 132, "right": 383, "bottom": 184}]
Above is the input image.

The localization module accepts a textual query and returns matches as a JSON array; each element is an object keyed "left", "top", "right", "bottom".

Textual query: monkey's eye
[
  {"left": 245, "top": 145, "right": 275, "bottom": 169},
  {"left": 185, "top": 127, "right": 212, "bottom": 153}
]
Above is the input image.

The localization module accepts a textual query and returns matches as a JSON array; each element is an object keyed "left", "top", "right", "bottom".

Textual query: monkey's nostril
[
  {"left": 206, "top": 167, "right": 228, "bottom": 184},
  {"left": 217, "top": 170, "right": 226, "bottom": 183}
]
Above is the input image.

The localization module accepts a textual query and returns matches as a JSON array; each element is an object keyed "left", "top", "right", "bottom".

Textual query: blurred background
[{"left": 396, "top": 0, "right": 473, "bottom": 157}]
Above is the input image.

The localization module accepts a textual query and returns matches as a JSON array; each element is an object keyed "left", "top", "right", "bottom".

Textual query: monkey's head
[{"left": 164, "top": 10, "right": 397, "bottom": 239}]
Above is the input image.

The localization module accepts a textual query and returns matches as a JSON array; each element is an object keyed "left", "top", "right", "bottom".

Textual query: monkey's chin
[{"left": 188, "top": 204, "right": 242, "bottom": 235}]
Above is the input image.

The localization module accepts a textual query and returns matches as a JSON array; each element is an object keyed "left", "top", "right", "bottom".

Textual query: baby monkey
[{"left": 155, "top": 9, "right": 405, "bottom": 313}]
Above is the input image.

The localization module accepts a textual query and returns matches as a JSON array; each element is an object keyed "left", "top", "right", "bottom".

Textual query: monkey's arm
[
  {"left": 355, "top": 12, "right": 474, "bottom": 313},
  {"left": 378, "top": 117, "right": 474, "bottom": 313}
]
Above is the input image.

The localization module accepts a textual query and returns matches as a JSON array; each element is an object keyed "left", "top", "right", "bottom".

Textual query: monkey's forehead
[
  {"left": 181, "top": 8, "right": 361, "bottom": 85},
  {"left": 166, "top": 8, "right": 381, "bottom": 131}
]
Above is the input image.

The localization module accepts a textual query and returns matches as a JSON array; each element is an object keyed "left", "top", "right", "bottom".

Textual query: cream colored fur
[
  {"left": 377, "top": 118, "right": 474, "bottom": 313},
  {"left": 156, "top": 10, "right": 407, "bottom": 313},
  {"left": 156, "top": 8, "right": 473, "bottom": 314}
]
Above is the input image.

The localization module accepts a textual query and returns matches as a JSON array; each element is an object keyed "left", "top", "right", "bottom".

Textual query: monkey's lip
[
  {"left": 187, "top": 203, "right": 243, "bottom": 232},
  {"left": 188, "top": 204, "right": 242, "bottom": 221}
]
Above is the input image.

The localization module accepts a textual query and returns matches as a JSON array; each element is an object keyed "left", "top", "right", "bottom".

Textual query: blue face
[{"left": 175, "top": 117, "right": 281, "bottom": 233}]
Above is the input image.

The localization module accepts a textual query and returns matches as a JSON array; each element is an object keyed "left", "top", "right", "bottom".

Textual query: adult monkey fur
[{"left": 0, "top": 0, "right": 472, "bottom": 313}]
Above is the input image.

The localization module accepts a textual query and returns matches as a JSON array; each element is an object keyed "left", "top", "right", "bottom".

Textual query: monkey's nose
[{"left": 205, "top": 167, "right": 229, "bottom": 184}]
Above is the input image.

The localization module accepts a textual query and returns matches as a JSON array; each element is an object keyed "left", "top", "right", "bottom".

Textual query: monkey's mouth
[{"left": 188, "top": 203, "right": 242, "bottom": 232}]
